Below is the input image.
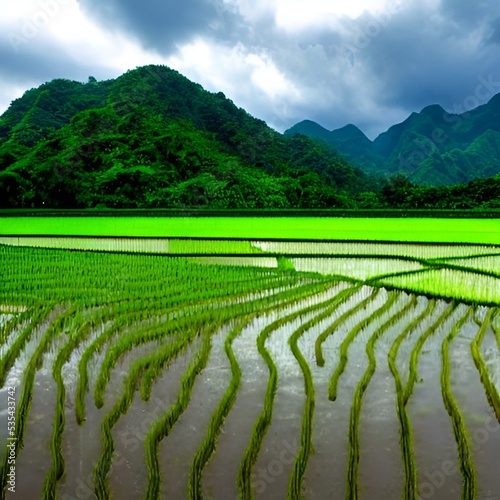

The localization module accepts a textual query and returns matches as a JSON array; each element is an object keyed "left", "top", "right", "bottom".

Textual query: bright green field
[{"left": 0, "top": 217, "right": 499, "bottom": 244}]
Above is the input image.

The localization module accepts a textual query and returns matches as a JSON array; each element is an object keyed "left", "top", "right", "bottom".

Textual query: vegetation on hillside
[
  {"left": 0, "top": 65, "right": 499, "bottom": 209},
  {"left": 286, "top": 98, "right": 500, "bottom": 187}
]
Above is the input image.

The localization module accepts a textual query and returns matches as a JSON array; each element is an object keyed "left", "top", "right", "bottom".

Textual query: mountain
[
  {"left": 285, "top": 96, "right": 500, "bottom": 185},
  {"left": 287, "top": 121, "right": 381, "bottom": 173},
  {"left": 0, "top": 65, "right": 498, "bottom": 210},
  {"left": 0, "top": 66, "right": 377, "bottom": 209}
]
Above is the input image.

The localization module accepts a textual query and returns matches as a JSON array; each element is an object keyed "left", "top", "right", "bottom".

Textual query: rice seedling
[
  {"left": 440, "top": 306, "right": 477, "bottom": 499},
  {"left": 345, "top": 293, "right": 415, "bottom": 499},
  {"left": 387, "top": 299, "right": 436, "bottom": 499},
  {"left": 188, "top": 318, "right": 251, "bottom": 498},
  {"left": 374, "top": 268, "right": 500, "bottom": 306},
  {"left": 286, "top": 286, "right": 368, "bottom": 499},
  {"left": 315, "top": 286, "right": 374, "bottom": 368},
  {"left": 404, "top": 302, "right": 457, "bottom": 404},
  {"left": 1, "top": 236, "right": 499, "bottom": 499},
  {"left": 237, "top": 286, "right": 352, "bottom": 499},
  {"left": 471, "top": 309, "right": 500, "bottom": 422},
  {"left": 328, "top": 289, "right": 397, "bottom": 401}
]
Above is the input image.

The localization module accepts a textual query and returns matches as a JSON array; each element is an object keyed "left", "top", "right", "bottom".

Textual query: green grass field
[{"left": 1, "top": 217, "right": 499, "bottom": 244}]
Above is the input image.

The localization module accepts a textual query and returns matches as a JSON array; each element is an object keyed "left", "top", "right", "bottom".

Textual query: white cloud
[
  {"left": 274, "top": 0, "right": 401, "bottom": 31},
  {"left": 167, "top": 38, "right": 303, "bottom": 130},
  {"left": 1, "top": 0, "right": 500, "bottom": 140}
]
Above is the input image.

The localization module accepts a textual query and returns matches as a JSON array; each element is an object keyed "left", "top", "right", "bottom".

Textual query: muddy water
[
  {"left": 408, "top": 304, "right": 468, "bottom": 499},
  {"left": 252, "top": 315, "right": 313, "bottom": 499},
  {"left": 108, "top": 340, "right": 198, "bottom": 499},
  {"left": 157, "top": 327, "right": 231, "bottom": 499},
  {"left": 3, "top": 308, "right": 65, "bottom": 499},
  {"left": 254, "top": 284, "right": 356, "bottom": 500},
  {"left": 202, "top": 316, "right": 270, "bottom": 500},
  {"left": 303, "top": 286, "right": 381, "bottom": 499},
  {"left": 3, "top": 294, "right": 500, "bottom": 499},
  {"left": 57, "top": 337, "right": 169, "bottom": 499},
  {"left": 5, "top": 374, "right": 57, "bottom": 498},
  {"left": 394, "top": 298, "right": 447, "bottom": 387},
  {"left": 203, "top": 284, "right": 348, "bottom": 500},
  {"left": 357, "top": 294, "right": 413, "bottom": 499},
  {"left": 450, "top": 319, "right": 500, "bottom": 499}
]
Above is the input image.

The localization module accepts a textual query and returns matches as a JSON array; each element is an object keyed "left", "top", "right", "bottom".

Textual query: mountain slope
[
  {"left": 285, "top": 96, "right": 500, "bottom": 185},
  {"left": 0, "top": 65, "right": 375, "bottom": 209},
  {"left": 1, "top": 65, "right": 498, "bottom": 210}
]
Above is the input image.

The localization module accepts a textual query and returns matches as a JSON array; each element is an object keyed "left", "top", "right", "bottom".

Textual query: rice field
[
  {"left": 0, "top": 216, "right": 499, "bottom": 244},
  {"left": 1, "top": 235, "right": 500, "bottom": 499}
]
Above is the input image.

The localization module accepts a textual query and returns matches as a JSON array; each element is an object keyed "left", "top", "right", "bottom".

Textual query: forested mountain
[
  {"left": 0, "top": 65, "right": 498, "bottom": 210},
  {"left": 285, "top": 95, "right": 500, "bottom": 186},
  {"left": 0, "top": 66, "right": 379, "bottom": 209}
]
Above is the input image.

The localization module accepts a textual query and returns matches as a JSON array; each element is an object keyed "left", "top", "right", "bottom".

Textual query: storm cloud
[{"left": 2, "top": 0, "right": 500, "bottom": 139}]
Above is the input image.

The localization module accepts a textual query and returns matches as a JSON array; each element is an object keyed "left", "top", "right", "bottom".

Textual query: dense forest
[
  {"left": 286, "top": 97, "right": 500, "bottom": 186},
  {"left": 0, "top": 65, "right": 499, "bottom": 210}
]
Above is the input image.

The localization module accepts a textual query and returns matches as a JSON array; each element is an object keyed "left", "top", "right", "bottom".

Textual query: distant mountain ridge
[{"left": 285, "top": 95, "right": 500, "bottom": 185}]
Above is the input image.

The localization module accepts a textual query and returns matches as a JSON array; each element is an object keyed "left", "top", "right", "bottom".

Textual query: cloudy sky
[{"left": 2, "top": 0, "right": 500, "bottom": 139}]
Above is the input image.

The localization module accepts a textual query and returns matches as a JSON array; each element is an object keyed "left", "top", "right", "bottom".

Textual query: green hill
[
  {"left": 0, "top": 66, "right": 377, "bottom": 209},
  {"left": 0, "top": 65, "right": 499, "bottom": 210},
  {"left": 285, "top": 96, "right": 500, "bottom": 185}
]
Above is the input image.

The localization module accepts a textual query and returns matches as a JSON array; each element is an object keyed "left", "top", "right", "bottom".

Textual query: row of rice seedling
[
  {"left": 387, "top": 299, "right": 436, "bottom": 499},
  {"left": 187, "top": 318, "right": 251, "bottom": 498},
  {"left": 188, "top": 285, "right": 348, "bottom": 498},
  {"left": 374, "top": 268, "right": 500, "bottom": 306},
  {"left": 471, "top": 309, "right": 500, "bottom": 422},
  {"left": 279, "top": 290, "right": 352, "bottom": 494},
  {"left": 328, "top": 290, "right": 396, "bottom": 401},
  {"left": 0, "top": 310, "right": 29, "bottom": 345},
  {"left": 251, "top": 240, "right": 500, "bottom": 259},
  {"left": 435, "top": 255, "right": 500, "bottom": 276},
  {"left": 170, "top": 239, "right": 264, "bottom": 254},
  {"left": 345, "top": 294, "right": 417, "bottom": 499},
  {"left": 404, "top": 302, "right": 457, "bottom": 404},
  {"left": 143, "top": 330, "right": 214, "bottom": 499},
  {"left": 291, "top": 257, "right": 425, "bottom": 281},
  {"left": 192, "top": 256, "right": 278, "bottom": 268},
  {"left": 0, "top": 236, "right": 265, "bottom": 255},
  {"left": 286, "top": 285, "right": 373, "bottom": 499},
  {"left": 0, "top": 236, "right": 170, "bottom": 254},
  {"left": 315, "top": 286, "right": 375, "bottom": 368},
  {"left": 190, "top": 282, "right": 356, "bottom": 498},
  {"left": 0, "top": 306, "right": 51, "bottom": 386},
  {"left": 237, "top": 284, "right": 357, "bottom": 498},
  {"left": 0, "top": 305, "right": 76, "bottom": 492},
  {"left": 93, "top": 330, "right": 205, "bottom": 499},
  {"left": 43, "top": 315, "right": 99, "bottom": 498},
  {"left": 440, "top": 306, "right": 477, "bottom": 498}
]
